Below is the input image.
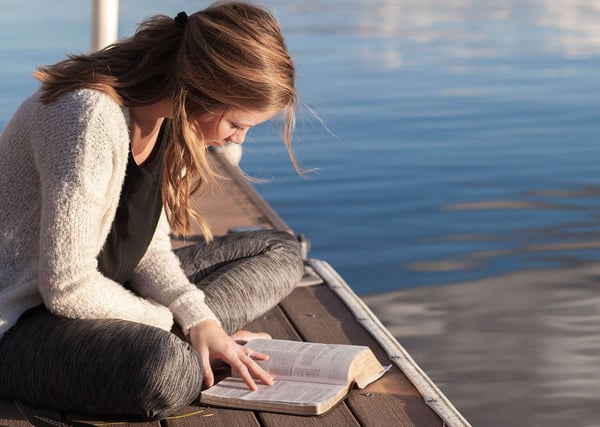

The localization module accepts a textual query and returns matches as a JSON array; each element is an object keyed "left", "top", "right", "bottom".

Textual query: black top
[{"left": 97, "top": 120, "right": 170, "bottom": 284}]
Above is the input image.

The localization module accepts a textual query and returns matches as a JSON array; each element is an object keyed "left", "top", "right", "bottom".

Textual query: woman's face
[{"left": 199, "top": 109, "right": 276, "bottom": 147}]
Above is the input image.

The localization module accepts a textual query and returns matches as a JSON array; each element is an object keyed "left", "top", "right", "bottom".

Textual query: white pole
[{"left": 91, "top": 0, "right": 119, "bottom": 52}]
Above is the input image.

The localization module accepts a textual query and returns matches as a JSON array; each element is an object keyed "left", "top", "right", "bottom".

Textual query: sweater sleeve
[
  {"left": 128, "top": 212, "right": 220, "bottom": 334},
  {"left": 35, "top": 90, "right": 173, "bottom": 331}
]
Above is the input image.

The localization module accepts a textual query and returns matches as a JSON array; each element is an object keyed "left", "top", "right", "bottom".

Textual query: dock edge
[{"left": 307, "top": 258, "right": 471, "bottom": 427}]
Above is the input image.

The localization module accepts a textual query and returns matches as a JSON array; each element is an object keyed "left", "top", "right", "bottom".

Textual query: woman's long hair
[{"left": 34, "top": 1, "right": 298, "bottom": 240}]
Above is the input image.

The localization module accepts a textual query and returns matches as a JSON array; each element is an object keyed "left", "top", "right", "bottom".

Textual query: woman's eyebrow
[{"left": 231, "top": 120, "right": 253, "bottom": 128}]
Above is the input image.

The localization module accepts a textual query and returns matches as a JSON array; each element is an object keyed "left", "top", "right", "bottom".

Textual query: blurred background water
[{"left": 1, "top": 1, "right": 600, "bottom": 425}]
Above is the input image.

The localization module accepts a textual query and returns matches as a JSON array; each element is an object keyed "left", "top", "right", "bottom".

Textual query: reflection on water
[
  {"left": 403, "top": 182, "right": 600, "bottom": 275},
  {"left": 284, "top": 0, "right": 600, "bottom": 72},
  {"left": 364, "top": 264, "right": 600, "bottom": 426}
]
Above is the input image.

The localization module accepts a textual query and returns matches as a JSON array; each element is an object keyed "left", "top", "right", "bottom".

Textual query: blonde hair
[{"left": 34, "top": 1, "right": 298, "bottom": 240}]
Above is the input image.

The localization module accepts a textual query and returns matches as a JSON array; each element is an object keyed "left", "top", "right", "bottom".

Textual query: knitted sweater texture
[{"left": 0, "top": 89, "right": 218, "bottom": 339}]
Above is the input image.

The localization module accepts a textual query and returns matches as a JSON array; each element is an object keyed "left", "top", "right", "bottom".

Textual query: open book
[{"left": 200, "top": 339, "right": 390, "bottom": 415}]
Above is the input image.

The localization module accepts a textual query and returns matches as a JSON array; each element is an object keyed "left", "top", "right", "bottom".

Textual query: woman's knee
[
  {"left": 0, "top": 313, "right": 203, "bottom": 421},
  {"left": 124, "top": 327, "right": 203, "bottom": 420},
  {"left": 255, "top": 229, "right": 304, "bottom": 279}
]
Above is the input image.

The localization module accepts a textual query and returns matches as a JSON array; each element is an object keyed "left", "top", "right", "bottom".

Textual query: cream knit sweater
[{"left": 0, "top": 89, "right": 218, "bottom": 339}]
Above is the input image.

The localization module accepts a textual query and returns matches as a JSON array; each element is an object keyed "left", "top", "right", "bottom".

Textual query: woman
[{"left": 0, "top": 1, "right": 303, "bottom": 420}]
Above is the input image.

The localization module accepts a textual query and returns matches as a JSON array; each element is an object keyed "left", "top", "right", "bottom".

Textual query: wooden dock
[{"left": 0, "top": 147, "right": 468, "bottom": 427}]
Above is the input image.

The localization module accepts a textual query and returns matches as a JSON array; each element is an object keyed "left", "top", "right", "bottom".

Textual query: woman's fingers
[
  {"left": 189, "top": 320, "right": 274, "bottom": 390},
  {"left": 201, "top": 349, "right": 215, "bottom": 388},
  {"left": 246, "top": 356, "right": 274, "bottom": 387},
  {"left": 246, "top": 348, "right": 269, "bottom": 361},
  {"left": 231, "top": 330, "right": 272, "bottom": 344},
  {"left": 234, "top": 350, "right": 274, "bottom": 390}
]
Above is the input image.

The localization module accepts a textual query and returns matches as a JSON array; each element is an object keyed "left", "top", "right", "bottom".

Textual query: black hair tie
[{"left": 175, "top": 12, "right": 188, "bottom": 31}]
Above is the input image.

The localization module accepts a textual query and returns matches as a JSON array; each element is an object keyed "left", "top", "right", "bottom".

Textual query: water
[{"left": 1, "top": 1, "right": 600, "bottom": 425}]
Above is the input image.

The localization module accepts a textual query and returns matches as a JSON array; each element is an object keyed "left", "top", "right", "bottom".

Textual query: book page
[
  {"left": 203, "top": 377, "right": 347, "bottom": 407},
  {"left": 245, "top": 339, "right": 366, "bottom": 385}
]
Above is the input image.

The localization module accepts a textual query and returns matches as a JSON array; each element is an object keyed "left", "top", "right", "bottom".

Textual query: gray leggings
[{"left": 0, "top": 230, "right": 303, "bottom": 420}]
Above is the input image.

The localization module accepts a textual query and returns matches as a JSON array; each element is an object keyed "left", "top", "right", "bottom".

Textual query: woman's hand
[{"left": 189, "top": 319, "right": 274, "bottom": 390}]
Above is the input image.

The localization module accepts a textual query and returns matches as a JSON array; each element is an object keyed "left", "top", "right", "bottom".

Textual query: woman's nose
[{"left": 227, "top": 130, "right": 247, "bottom": 145}]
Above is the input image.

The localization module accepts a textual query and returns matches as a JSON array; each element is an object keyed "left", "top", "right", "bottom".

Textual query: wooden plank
[
  {"left": 164, "top": 406, "right": 259, "bottom": 427},
  {"left": 280, "top": 286, "right": 444, "bottom": 427},
  {"left": 0, "top": 400, "right": 79, "bottom": 427},
  {"left": 0, "top": 400, "right": 32, "bottom": 427},
  {"left": 244, "top": 305, "right": 302, "bottom": 340},
  {"left": 258, "top": 409, "right": 360, "bottom": 427},
  {"left": 69, "top": 415, "right": 159, "bottom": 427},
  {"left": 208, "top": 148, "right": 291, "bottom": 232}
]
